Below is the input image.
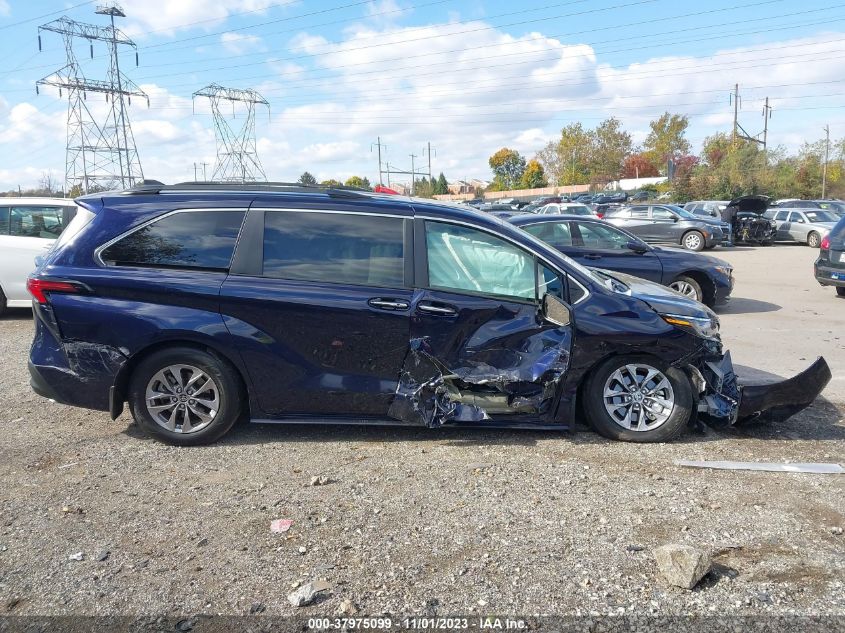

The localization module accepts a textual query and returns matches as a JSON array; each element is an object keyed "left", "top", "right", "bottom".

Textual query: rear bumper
[{"left": 814, "top": 261, "right": 845, "bottom": 287}]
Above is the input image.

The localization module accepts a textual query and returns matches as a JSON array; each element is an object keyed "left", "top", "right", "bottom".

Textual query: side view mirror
[
  {"left": 626, "top": 240, "right": 648, "bottom": 254},
  {"left": 672, "top": 216, "right": 679, "bottom": 222},
  {"left": 541, "top": 293, "right": 571, "bottom": 327}
]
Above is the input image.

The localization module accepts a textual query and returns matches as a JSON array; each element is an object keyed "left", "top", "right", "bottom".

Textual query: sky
[{"left": 0, "top": 0, "right": 843, "bottom": 190}]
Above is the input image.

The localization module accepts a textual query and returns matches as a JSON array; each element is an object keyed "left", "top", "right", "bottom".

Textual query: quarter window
[
  {"left": 262, "top": 211, "right": 405, "bottom": 287},
  {"left": 425, "top": 221, "right": 536, "bottom": 301},
  {"left": 8, "top": 206, "right": 67, "bottom": 238},
  {"left": 101, "top": 210, "right": 245, "bottom": 270}
]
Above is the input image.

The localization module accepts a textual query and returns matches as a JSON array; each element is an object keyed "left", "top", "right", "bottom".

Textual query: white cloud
[
  {"left": 119, "top": 0, "right": 289, "bottom": 38},
  {"left": 221, "top": 32, "right": 265, "bottom": 55},
  {"left": 0, "top": 0, "right": 10, "bottom": 17}
]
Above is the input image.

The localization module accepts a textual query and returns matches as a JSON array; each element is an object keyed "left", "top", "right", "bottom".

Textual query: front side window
[
  {"left": 101, "top": 210, "right": 245, "bottom": 270},
  {"left": 574, "top": 222, "right": 631, "bottom": 250},
  {"left": 651, "top": 207, "right": 674, "bottom": 220},
  {"left": 628, "top": 206, "right": 649, "bottom": 218},
  {"left": 9, "top": 206, "right": 66, "bottom": 238},
  {"left": 788, "top": 212, "right": 805, "bottom": 223},
  {"left": 523, "top": 221, "right": 574, "bottom": 248},
  {"left": 426, "top": 221, "right": 536, "bottom": 301},
  {"left": 775, "top": 210, "right": 789, "bottom": 221},
  {"left": 263, "top": 211, "right": 405, "bottom": 287}
]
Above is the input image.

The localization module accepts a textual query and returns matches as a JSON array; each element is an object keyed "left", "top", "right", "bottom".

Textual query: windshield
[{"left": 804, "top": 210, "right": 839, "bottom": 223}]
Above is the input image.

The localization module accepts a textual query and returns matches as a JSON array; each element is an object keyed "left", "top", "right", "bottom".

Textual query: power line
[{"left": 0, "top": 1, "right": 96, "bottom": 31}]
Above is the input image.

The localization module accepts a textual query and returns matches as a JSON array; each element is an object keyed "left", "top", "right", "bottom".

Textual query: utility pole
[
  {"left": 193, "top": 84, "right": 269, "bottom": 183},
  {"left": 193, "top": 162, "right": 198, "bottom": 181},
  {"left": 424, "top": 142, "right": 436, "bottom": 182},
  {"left": 201, "top": 162, "right": 209, "bottom": 181},
  {"left": 371, "top": 137, "right": 386, "bottom": 185},
  {"left": 570, "top": 148, "right": 576, "bottom": 186},
  {"left": 762, "top": 97, "right": 772, "bottom": 151},
  {"left": 822, "top": 124, "right": 830, "bottom": 199},
  {"left": 36, "top": 4, "right": 148, "bottom": 194},
  {"left": 731, "top": 83, "right": 740, "bottom": 145},
  {"left": 410, "top": 153, "right": 417, "bottom": 196}
]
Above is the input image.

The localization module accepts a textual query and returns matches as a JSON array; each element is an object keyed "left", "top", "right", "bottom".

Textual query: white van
[{"left": 0, "top": 198, "right": 78, "bottom": 314}]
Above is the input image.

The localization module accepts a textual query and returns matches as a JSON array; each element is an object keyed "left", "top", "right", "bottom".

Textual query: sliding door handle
[
  {"left": 417, "top": 301, "right": 457, "bottom": 316},
  {"left": 368, "top": 298, "right": 410, "bottom": 311}
]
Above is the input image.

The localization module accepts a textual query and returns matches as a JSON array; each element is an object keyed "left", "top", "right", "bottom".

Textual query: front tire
[
  {"left": 682, "top": 231, "right": 705, "bottom": 251},
  {"left": 583, "top": 355, "right": 693, "bottom": 443},
  {"left": 837, "top": 287, "right": 845, "bottom": 297},
  {"left": 128, "top": 347, "right": 242, "bottom": 446},
  {"left": 807, "top": 231, "right": 821, "bottom": 248},
  {"left": 669, "top": 275, "right": 704, "bottom": 304}
]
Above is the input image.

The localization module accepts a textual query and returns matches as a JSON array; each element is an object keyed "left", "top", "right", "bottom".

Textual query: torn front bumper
[{"left": 695, "top": 351, "right": 832, "bottom": 426}]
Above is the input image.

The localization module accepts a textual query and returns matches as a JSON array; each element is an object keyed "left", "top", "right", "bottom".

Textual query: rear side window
[
  {"left": 0, "top": 207, "right": 8, "bottom": 234},
  {"left": 829, "top": 217, "right": 845, "bottom": 241},
  {"left": 262, "top": 211, "right": 405, "bottom": 287},
  {"left": 8, "top": 205, "right": 67, "bottom": 238},
  {"left": 101, "top": 210, "right": 245, "bottom": 270}
]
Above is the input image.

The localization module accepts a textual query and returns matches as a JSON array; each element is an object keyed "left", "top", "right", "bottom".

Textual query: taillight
[
  {"left": 26, "top": 278, "right": 81, "bottom": 304},
  {"left": 596, "top": 212, "right": 605, "bottom": 219},
  {"left": 820, "top": 235, "right": 830, "bottom": 250}
]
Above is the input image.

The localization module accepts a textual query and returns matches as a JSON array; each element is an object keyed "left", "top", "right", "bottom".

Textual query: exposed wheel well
[
  {"left": 674, "top": 270, "right": 716, "bottom": 306},
  {"left": 111, "top": 340, "right": 249, "bottom": 420}
]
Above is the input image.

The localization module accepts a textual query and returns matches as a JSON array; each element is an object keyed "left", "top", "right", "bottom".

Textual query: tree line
[
  {"left": 297, "top": 171, "right": 450, "bottom": 196},
  {"left": 487, "top": 112, "right": 845, "bottom": 201}
]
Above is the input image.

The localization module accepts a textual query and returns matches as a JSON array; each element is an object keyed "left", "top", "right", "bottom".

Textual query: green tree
[
  {"left": 320, "top": 179, "right": 343, "bottom": 187},
  {"left": 643, "top": 112, "right": 691, "bottom": 174},
  {"left": 344, "top": 176, "right": 372, "bottom": 190},
  {"left": 297, "top": 171, "right": 317, "bottom": 185},
  {"left": 488, "top": 148, "right": 526, "bottom": 190},
  {"left": 537, "top": 122, "right": 594, "bottom": 186},
  {"left": 436, "top": 172, "right": 449, "bottom": 195},
  {"left": 521, "top": 159, "right": 548, "bottom": 189},
  {"left": 590, "top": 117, "right": 632, "bottom": 184},
  {"left": 414, "top": 177, "right": 434, "bottom": 198}
]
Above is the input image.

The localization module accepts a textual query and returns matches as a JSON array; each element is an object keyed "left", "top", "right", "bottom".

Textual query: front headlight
[
  {"left": 715, "top": 265, "right": 732, "bottom": 278},
  {"left": 661, "top": 313, "right": 720, "bottom": 340}
]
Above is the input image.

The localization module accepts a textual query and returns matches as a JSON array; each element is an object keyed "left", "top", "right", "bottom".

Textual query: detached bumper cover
[{"left": 697, "top": 353, "right": 832, "bottom": 426}]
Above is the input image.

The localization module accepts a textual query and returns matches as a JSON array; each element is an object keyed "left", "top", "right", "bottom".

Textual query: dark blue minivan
[{"left": 27, "top": 182, "right": 830, "bottom": 445}]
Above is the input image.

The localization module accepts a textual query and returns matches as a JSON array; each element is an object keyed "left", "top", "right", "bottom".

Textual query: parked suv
[
  {"left": 815, "top": 214, "right": 845, "bottom": 296},
  {"left": 0, "top": 198, "right": 77, "bottom": 315},
  {"left": 604, "top": 204, "right": 729, "bottom": 251},
  {"left": 27, "top": 182, "right": 829, "bottom": 446}
]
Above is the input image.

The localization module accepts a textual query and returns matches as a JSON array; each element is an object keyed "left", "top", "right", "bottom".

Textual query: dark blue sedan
[{"left": 509, "top": 214, "right": 734, "bottom": 307}]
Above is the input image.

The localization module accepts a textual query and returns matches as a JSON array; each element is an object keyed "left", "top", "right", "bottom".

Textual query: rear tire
[
  {"left": 583, "top": 355, "right": 693, "bottom": 443},
  {"left": 837, "top": 287, "right": 845, "bottom": 297},
  {"left": 807, "top": 231, "right": 821, "bottom": 248},
  {"left": 682, "top": 231, "right": 705, "bottom": 252},
  {"left": 668, "top": 275, "right": 704, "bottom": 304},
  {"left": 128, "top": 347, "right": 242, "bottom": 446},
  {"left": 0, "top": 287, "right": 6, "bottom": 317}
]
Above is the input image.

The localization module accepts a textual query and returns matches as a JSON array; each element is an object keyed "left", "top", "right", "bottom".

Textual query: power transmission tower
[
  {"left": 36, "top": 4, "right": 148, "bottom": 195},
  {"left": 730, "top": 84, "right": 770, "bottom": 149},
  {"left": 193, "top": 83, "right": 269, "bottom": 183}
]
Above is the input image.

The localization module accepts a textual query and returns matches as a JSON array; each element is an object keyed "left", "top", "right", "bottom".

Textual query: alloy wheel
[
  {"left": 669, "top": 280, "right": 700, "bottom": 301},
  {"left": 603, "top": 364, "right": 675, "bottom": 431},
  {"left": 684, "top": 233, "right": 702, "bottom": 250},
  {"left": 145, "top": 364, "right": 220, "bottom": 434}
]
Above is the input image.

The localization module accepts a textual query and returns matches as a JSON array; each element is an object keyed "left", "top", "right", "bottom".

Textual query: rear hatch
[{"left": 817, "top": 216, "right": 845, "bottom": 281}]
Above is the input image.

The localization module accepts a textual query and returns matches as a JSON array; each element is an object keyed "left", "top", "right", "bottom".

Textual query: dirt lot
[{"left": 0, "top": 243, "right": 843, "bottom": 620}]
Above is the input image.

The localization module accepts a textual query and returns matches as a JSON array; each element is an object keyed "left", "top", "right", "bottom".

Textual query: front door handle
[
  {"left": 584, "top": 253, "right": 602, "bottom": 260},
  {"left": 417, "top": 301, "right": 458, "bottom": 316},
  {"left": 368, "top": 298, "right": 409, "bottom": 311}
]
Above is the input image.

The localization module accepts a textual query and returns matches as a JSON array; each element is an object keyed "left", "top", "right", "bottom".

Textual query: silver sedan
[{"left": 763, "top": 208, "right": 839, "bottom": 248}]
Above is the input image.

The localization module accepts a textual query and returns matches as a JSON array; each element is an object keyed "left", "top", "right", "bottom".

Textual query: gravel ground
[{"left": 0, "top": 243, "right": 843, "bottom": 620}]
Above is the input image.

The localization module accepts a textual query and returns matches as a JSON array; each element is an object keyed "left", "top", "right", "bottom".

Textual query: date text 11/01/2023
[{"left": 307, "top": 617, "right": 528, "bottom": 630}]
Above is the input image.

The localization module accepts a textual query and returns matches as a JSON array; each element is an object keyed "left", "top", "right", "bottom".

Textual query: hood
[
  {"left": 727, "top": 195, "right": 771, "bottom": 214},
  {"left": 594, "top": 269, "right": 715, "bottom": 319},
  {"left": 650, "top": 245, "right": 731, "bottom": 269}
]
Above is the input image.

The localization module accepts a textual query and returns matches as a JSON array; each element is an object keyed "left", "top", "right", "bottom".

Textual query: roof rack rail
[{"left": 121, "top": 180, "right": 376, "bottom": 197}]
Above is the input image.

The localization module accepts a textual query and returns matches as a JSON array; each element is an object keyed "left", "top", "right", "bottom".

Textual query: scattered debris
[
  {"left": 270, "top": 519, "right": 293, "bottom": 533},
  {"left": 96, "top": 550, "right": 110, "bottom": 562},
  {"left": 653, "top": 544, "right": 712, "bottom": 590},
  {"left": 298, "top": 546, "right": 307, "bottom": 554},
  {"left": 175, "top": 618, "right": 196, "bottom": 632},
  {"left": 337, "top": 598, "right": 357, "bottom": 615},
  {"left": 57, "top": 463, "right": 78, "bottom": 470},
  {"left": 626, "top": 544, "right": 645, "bottom": 552},
  {"left": 309, "top": 476, "right": 331, "bottom": 486},
  {"left": 828, "top": 526, "right": 843, "bottom": 535},
  {"left": 196, "top": 538, "right": 209, "bottom": 547},
  {"left": 68, "top": 552, "right": 84, "bottom": 562},
  {"left": 287, "top": 581, "right": 330, "bottom": 607},
  {"left": 675, "top": 460, "right": 844, "bottom": 474},
  {"left": 249, "top": 601, "right": 265, "bottom": 614}
]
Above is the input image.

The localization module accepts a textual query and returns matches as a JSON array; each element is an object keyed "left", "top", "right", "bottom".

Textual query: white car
[
  {"left": 0, "top": 198, "right": 78, "bottom": 314},
  {"left": 535, "top": 203, "right": 596, "bottom": 216}
]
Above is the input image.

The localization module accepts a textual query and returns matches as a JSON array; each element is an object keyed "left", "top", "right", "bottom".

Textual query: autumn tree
[
  {"left": 488, "top": 147, "right": 526, "bottom": 190},
  {"left": 621, "top": 153, "right": 659, "bottom": 179},
  {"left": 643, "top": 112, "right": 691, "bottom": 174},
  {"left": 345, "top": 176, "right": 372, "bottom": 190},
  {"left": 297, "top": 171, "right": 317, "bottom": 185},
  {"left": 521, "top": 159, "right": 548, "bottom": 189},
  {"left": 591, "top": 117, "right": 632, "bottom": 184}
]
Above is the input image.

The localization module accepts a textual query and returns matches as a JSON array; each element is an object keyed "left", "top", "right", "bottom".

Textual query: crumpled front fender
[{"left": 697, "top": 352, "right": 832, "bottom": 426}]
